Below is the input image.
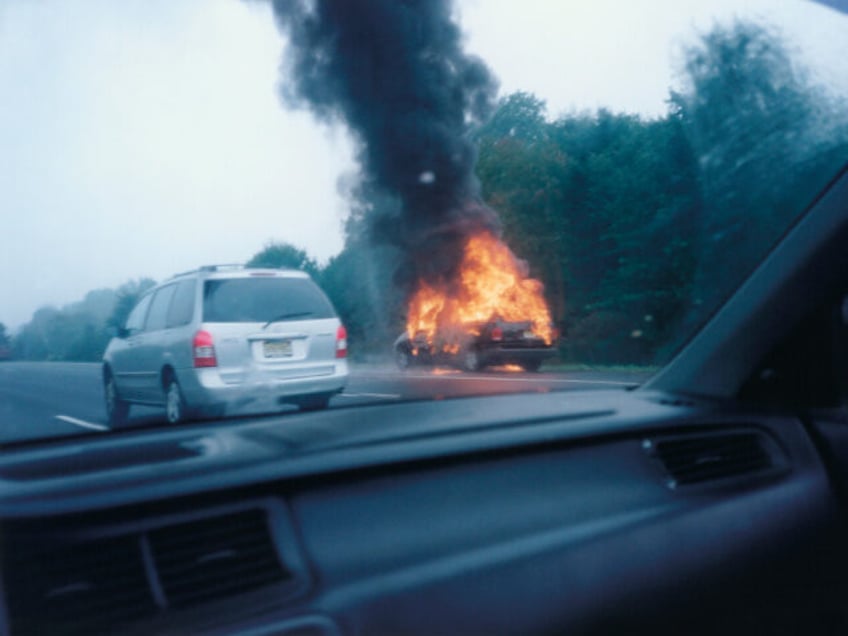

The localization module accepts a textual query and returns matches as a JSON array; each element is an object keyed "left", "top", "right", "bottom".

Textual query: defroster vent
[
  {"left": 4, "top": 535, "right": 156, "bottom": 636},
  {"left": 148, "top": 508, "right": 290, "bottom": 608},
  {"left": 650, "top": 432, "right": 775, "bottom": 487}
]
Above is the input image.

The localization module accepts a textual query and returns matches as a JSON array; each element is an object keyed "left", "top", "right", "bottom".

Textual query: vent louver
[
  {"left": 653, "top": 432, "right": 773, "bottom": 486},
  {"left": 149, "top": 509, "right": 289, "bottom": 608},
  {"left": 4, "top": 536, "right": 155, "bottom": 636}
]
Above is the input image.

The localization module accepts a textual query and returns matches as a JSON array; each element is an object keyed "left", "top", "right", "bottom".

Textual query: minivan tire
[
  {"left": 297, "top": 393, "right": 332, "bottom": 412},
  {"left": 104, "top": 372, "right": 130, "bottom": 427},
  {"left": 165, "top": 377, "right": 189, "bottom": 424}
]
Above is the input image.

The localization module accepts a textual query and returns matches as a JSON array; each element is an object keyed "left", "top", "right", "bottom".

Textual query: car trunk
[
  {"left": 485, "top": 320, "right": 551, "bottom": 348},
  {"left": 206, "top": 319, "right": 338, "bottom": 385}
]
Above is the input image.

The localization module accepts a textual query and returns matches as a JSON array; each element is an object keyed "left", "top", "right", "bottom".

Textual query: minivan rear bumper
[{"left": 177, "top": 361, "right": 348, "bottom": 416}]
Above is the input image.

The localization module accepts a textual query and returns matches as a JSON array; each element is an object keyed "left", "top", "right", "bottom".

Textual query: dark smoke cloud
[{"left": 270, "top": 0, "right": 499, "bottom": 290}]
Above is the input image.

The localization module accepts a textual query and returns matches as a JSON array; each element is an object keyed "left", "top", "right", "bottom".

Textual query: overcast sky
[{"left": 1, "top": 0, "right": 846, "bottom": 329}]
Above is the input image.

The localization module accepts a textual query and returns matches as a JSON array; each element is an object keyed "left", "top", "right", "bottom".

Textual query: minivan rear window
[{"left": 202, "top": 277, "right": 336, "bottom": 323}]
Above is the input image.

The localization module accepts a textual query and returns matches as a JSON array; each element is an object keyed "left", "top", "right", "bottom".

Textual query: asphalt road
[{"left": 0, "top": 362, "right": 650, "bottom": 444}]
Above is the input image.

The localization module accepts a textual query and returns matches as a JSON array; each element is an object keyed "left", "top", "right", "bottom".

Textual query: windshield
[{"left": 1, "top": 0, "right": 847, "bottom": 444}]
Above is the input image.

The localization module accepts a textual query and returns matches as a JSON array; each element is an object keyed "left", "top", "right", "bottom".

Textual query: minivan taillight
[
  {"left": 193, "top": 330, "right": 217, "bottom": 368},
  {"left": 336, "top": 325, "right": 348, "bottom": 359}
]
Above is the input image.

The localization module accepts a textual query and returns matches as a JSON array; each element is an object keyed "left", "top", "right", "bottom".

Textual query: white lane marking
[
  {"left": 360, "top": 372, "right": 636, "bottom": 386},
  {"left": 55, "top": 415, "right": 109, "bottom": 431},
  {"left": 337, "top": 392, "right": 402, "bottom": 399}
]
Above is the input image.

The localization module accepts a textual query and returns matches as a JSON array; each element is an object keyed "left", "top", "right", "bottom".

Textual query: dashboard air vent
[
  {"left": 4, "top": 535, "right": 155, "bottom": 636},
  {"left": 148, "top": 509, "right": 289, "bottom": 608},
  {"left": 653, "top": 432, "right": 773, "bottom": 486}
]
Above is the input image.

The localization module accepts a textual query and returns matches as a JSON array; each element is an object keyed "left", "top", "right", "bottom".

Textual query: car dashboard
[{"left": 1, "top": 387, "right": 846, "bottom": 636}]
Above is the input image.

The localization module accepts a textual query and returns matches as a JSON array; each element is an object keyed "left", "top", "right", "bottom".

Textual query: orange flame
[
  {"left": 407, "top": 232, "right": 554, "bottom": 347},
  {"left": 431, "top": 367, "right": 462, "bottom": 376},
  {"left": 488, "top": 364, "right": 525, "bottom": 373}
]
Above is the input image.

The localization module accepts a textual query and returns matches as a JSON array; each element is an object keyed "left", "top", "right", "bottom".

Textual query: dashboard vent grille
[
  {"left": 654, "top": 432, "right": 772, "bottom": 486},
  {"left": 149, "top": 508, "right": 289, "bottom": 608},
  {"left": 4, "top": 535, "right": 155, "bottom": 635}
]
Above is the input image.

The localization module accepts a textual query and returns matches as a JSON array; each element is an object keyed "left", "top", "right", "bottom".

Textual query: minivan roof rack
[
  {"left": 199, "top": 263, "right": 244, "bottom": 272},
  {"left": 169, "top": 264, "right": 245, "bottom": 279}
]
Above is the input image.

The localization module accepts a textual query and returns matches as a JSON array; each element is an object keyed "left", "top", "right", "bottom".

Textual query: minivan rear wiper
[{"left": 263, "top": 312, "right": 314, "bottom": 328}]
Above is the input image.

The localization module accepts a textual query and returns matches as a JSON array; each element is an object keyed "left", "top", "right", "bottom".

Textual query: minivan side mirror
[{"left": 117, "top": 326, "right": 130, "bottom": 339}]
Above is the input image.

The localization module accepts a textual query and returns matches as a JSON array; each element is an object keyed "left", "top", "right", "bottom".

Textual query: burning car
[
  {"left": 398, "top": 232, "right": 558, "bottom": 372},
  {"left": 395, "top": 317, "right": 556, "bottom": 372}
]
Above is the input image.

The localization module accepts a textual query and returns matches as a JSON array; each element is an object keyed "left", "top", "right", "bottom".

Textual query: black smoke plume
[{"left": 270, "top": 0, "right": 499, "bottom": 290}]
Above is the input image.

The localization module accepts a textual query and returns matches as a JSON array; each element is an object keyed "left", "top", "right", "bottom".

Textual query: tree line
[
  {"left": 5, "top": 22, "right": 847, "bottom": 365},
  {"left": 7, "top": 280, "right": 155, "bottom": 362}
]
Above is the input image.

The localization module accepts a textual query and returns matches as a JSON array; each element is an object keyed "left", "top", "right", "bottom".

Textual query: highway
[{"left": 0, "top": 362, "right": 650, "bottom": 444}]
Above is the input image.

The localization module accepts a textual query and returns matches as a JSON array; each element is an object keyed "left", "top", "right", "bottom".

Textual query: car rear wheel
[
  {"left": 104, "top": 373, "right": 129, "bottom": 427},
  {"left": 165, "top": 378, "right": 188, "bottom": 424},
  {"left": 463, "top": 349, "right": 481, "bottom": 372},
  {"left": 521, "top": 360, "right": 542, "bottom": 372},
  {"left": 395, "top": 348, "right": 412, "bottom": 370}
]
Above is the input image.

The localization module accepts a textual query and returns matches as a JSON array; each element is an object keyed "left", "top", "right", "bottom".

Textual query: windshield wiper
[{"left": 263, "top": 312, "right": 314, "bottom": 328}]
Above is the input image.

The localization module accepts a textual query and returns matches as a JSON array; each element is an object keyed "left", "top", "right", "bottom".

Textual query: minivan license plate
[{"left": 263, "top": 340, "right": 292, "bottom": 358}]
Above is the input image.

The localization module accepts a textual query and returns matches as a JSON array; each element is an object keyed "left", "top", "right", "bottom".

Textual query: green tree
[
  {"left": 476, "top": 93, "right": 569, "bottom": 321},
  {"left": 108, "top": 279, "right": 156, "bottom": 332},
  {"left": 475, "top": 96, "right": 700, "bottom": 364},
  {"left": 671, "top": 20, "right": 848, "bottom": 312},
  {"left": 13, "top": 307, "right": 58, "bottom": 361},
  {"left": 12, "top": 278, "right": 157, "bottom": 362},
  {"left": 317, "top": 189, "right": 406, "bottom": 356},
  {"left": 475, "top": 91, "right": 549, "bottom": 145},
  {"left": 0, "top": 322, "right": 11, "bottom": 359},
  {"left": 556, "top": 112, "right": 700, "bottom": 363},
  {"left": 247, "top": 242, "right": 320, "bottom": 279}
]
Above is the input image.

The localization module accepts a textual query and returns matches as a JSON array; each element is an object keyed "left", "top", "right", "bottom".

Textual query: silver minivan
[{"left": 102, "top": 265, "right": 348, "bottom": 425}]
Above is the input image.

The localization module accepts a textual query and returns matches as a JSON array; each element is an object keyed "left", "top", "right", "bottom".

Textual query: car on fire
[{"left": 394, "top": 317, "right": 557, "bottom": 372}]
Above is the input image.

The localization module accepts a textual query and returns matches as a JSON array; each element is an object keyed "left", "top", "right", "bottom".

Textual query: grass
[
  {"left": 538, "top": 361, "right": 660, "bottom": 374},
  {"left": 347, "top": 352, "right": 659, "bottom": 375}
]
